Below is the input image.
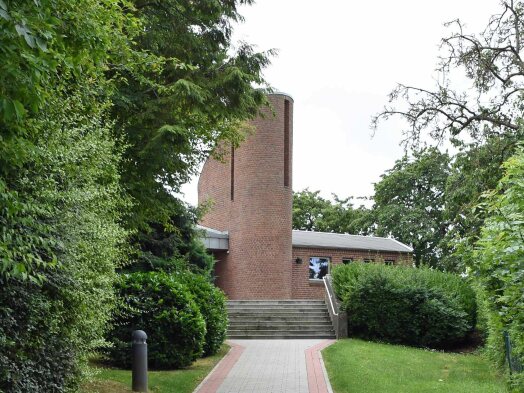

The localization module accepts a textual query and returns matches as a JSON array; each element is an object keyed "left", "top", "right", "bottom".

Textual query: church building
[{"left": 198, "top": 93, "right": 412, "bottom": 300}]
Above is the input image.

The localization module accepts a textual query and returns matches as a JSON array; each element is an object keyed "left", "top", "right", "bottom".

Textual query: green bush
[
  {"left": 332, "top": 263, "right": 476, "bottom": 348},
  {"left": 0, "top": 91, "right": 128, "bottom": 391},
  {"left": 180, "top": 272, "right": 228, "bottom": 356},
  {"left": 474, "top": 146, "right": 524, "bottom": 391},
  {"left": 106, "top": 272, "right": 206, "bottom": 370},
  {"left": 0, "top": 1, "right": 133, "bottom": 391}
]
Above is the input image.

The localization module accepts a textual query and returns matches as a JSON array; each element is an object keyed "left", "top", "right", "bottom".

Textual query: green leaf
[
  {"left": 35, "top": 37, "right": 47, "bottom": 52},
  {"left": 15, "top": 24, "right": 36, "bottom": 49},
  {"left": 12, "top": 100, "right": 26, "bottom": 120}
]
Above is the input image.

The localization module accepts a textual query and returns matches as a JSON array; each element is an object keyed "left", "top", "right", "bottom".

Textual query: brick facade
[
  {"left": 291, "top": 247, "right": 412, "bottom": 299},
  {"left": 199, "top": 93, "right": 413, "bottom": 300},
  {"left": 199, "top": 94, "right": 294, "bottom": 299}
]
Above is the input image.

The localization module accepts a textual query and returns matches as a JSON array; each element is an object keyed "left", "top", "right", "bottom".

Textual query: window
[
  {"left": 284, "top": 99, "right": 290, "bottom": 187},
  {"left": 342, "top": 258, "right": 353, "bottom": 264},
  {"left": 363, "top": 258, "right": 374, "bottom": 263},
  {"left": 230, "top": 144, "right": 235, "bottom": 200},
  {"left": 385, "top": 260, "right": 395, "bottom": 266},
  {"left": 309, "top": 257, "right": 330, "bottom": 280}
]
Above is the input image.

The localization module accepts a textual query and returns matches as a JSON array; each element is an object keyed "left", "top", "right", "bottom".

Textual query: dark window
[
  {"left": 385, "top": 260, "right": 395, "bottom": 266},
  {"left": 342, "top": 258, "right": 353, "bottom": 264},
  {"left": 309, "top": 257, "right": 330, "bottom": 280},
  {"left": 363, "top": 258, "right": 374, "bottom": 263},
  {"left": 284, "top": 99, "right": 290, "bottom": 187},
  {"left": 230, "top": 144, "right": 235, "bottom": 201}
]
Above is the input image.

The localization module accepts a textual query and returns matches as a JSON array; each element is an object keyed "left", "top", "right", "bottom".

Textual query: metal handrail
[{"left": 323, "top": 276, "right": 338, "bottom": 316}]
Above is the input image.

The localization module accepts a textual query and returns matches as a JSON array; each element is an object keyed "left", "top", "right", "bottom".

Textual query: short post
[{"left": 132, "top": 330, "right": 148, "bottom": 392}]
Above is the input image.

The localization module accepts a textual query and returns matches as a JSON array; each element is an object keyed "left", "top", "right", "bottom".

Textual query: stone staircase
[{"left": 226, "top": 300, "right": 336, "bottom": 339}]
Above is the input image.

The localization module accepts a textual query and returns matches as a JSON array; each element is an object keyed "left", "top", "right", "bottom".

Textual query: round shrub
[
  {"left": 106, "top": 272, "right": 206, "bottom": 369},
  {"left": 180, "top": 273, "right": 228, "bottom": 356},
  {"left": 332, "top": 263, "right": 476, "bottom": 349}
]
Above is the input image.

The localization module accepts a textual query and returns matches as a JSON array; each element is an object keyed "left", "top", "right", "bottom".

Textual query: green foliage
[
  {"left": 131, "top": 206, "right": 215, "bottom": 275},
  {"left": 0, "top": 1, "right": 134, "bottom": 390},
  {"left": 292, "top": 189, "right": 373, "bottom": 234},
  {"left": 179, "top": 273, "right": 228, "bottom": 356},
  {"left": 106, "top": 272, "right": 206, "bottom": 370},
  {"left": 0, "top": 89, "right": 128, "bottom": 392},
  {"left": 109, "top": 264, "right": 228, "bottom": 362},
  {"left": 442, "top": 135, "right": 522, "bottom": 271},
  {"left": 474, "top": 146, "right": 524, "bottom": 390},
  {"left": 0, "top": 277, "right": 79, "bottom": 392},
  {"left": 372, "top": 148, "right": 451, "bottom": 268},
  {"left": 332, "top": 263, "right": 476, "bottom": 348},
  {"left": 112, "top": 0, "right": 272, "bottom": 234}
]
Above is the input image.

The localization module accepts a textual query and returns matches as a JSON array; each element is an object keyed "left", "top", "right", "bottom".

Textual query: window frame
[
  {"left": 342, "top": 258, "right": 353, "bottom": 265},
  {"left": 308, "top": 256, "right": 331, "bottom": 281}
]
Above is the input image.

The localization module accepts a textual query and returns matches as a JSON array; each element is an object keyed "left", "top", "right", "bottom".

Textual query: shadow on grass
[{"left": 82, "top": 345, "right": 229, "bottom": 393}]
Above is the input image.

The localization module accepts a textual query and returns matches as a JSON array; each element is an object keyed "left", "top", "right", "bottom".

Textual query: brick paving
[
  {"left": 305, "top": 340, "right": 336, "bottom": 393},
  {"left": 194, "top": 339, "right": 334, "bottom": 393}
]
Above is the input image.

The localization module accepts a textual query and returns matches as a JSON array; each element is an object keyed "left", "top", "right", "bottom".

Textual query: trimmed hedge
[
  {"left": 106, "top": 272, "right": 206, "bottom": 369},
  {"left": 332, "top": 263, "right": 476, "bottom": 348}
]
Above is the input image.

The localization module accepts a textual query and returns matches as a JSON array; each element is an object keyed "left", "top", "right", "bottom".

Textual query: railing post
[{"left": 132, "top": 330, "right": 148, "bottom": 392}]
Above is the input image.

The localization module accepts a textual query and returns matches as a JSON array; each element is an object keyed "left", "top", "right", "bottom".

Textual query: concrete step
[
  {"left": 228, "top": 332, "right": 336, "bottom": 339},
  {"left": 227, "top": 300, "right": 326, "bottom": 305},
  {"left": 229, "top": 315, "right": 330, "bottom": 320},
  {"left": 229, "top": 325, "right": 333, "bottom": 331},
  {"left": 228, "top": 328, "right": 335, "bottom": 334},
  {"left": 228, "top": 314, "right": 330, "bottom": 320},
  {"left": 229, "top": 313, "right": 330, "bottom": 322},
  {"left": 229, "top": 322, "right": 333, "bottom": 328},
  {"left": 228, "top": 309, "right": 329, "bottom": 314},
  {"left": 226, "top": 299, "right": 336, "bottom": 340},
  {"left": 227, "top": 305, "right": 328, "bottom": 311}
]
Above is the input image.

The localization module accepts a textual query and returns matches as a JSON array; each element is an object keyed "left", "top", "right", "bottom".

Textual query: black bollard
[{"left": 132, "top": 330, "right": 148, "bottom": 392}]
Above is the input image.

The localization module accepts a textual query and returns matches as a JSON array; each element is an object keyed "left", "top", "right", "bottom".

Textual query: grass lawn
[
  {"left": 81, "top": 345, "right": 229, "bottom": 393},
  {"left": 322, "top": 339, "right": 506, "bottom": 393}
]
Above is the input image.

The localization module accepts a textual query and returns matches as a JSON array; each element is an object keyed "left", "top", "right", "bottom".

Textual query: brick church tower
[{"left": 198, "top": 93, "right": 293, "bottom": 299}]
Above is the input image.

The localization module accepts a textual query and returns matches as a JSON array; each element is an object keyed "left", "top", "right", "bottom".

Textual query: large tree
[
  {"left": 292, "top": 189, "right": 372, "bottom": 235},
  {"left": 372, "top": 0, "right": 524, "bottom": 269},
  {"left": 113, "top": 0, "right": 272, "bottom": 233},
  {"left": 440, "top": 134, "right": 522, "bottom": 270},
  {"left": 372, "top": 0, "right": 524, "bottom": 148},
  {"left": 107, "top": 0, "right": 273, "bottom": 274},
  {"left": 370, "top": 2, "right": 524, "bottom": 385},
  {"left": 372, "top": 148, "right": 451, "bottom": 268}
]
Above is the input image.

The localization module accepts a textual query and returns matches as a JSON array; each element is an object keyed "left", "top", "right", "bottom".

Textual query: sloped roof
[
  {"left": 197, "top": 225, "right": 229, "bottom": 250},
  {"left": 292, "top": 230, "right": 413, "bottom": 253},
  {"left": 197, "top": 225, "right": 229, "bottom": 239}
]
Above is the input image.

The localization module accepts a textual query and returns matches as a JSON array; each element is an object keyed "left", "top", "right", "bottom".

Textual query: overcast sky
[{"left": 180, "top": 0, "right": 499, "bottom": 206}]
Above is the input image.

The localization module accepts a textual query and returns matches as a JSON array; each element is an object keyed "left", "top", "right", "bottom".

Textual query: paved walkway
[{"left": 195, "top": 339, "right": 335, "bottom": 393}]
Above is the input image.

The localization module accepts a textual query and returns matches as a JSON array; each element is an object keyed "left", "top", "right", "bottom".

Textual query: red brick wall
[
  {"left": 198, "top": 146, "right": 232, "bottom": 233},
  {"left": 199, "top": 94, "right": 294, "bottom": 299},
  {"left": 291, "top": 246, "right": 413, "bottom": 299}
]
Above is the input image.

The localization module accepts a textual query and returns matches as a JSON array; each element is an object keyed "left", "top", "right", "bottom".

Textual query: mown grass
[
  {"left": 82, "top": 345, "right": 229, "bottom": 393},
  {"left": 322, "top": 339, "right": 506, "bottom": 393}
]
